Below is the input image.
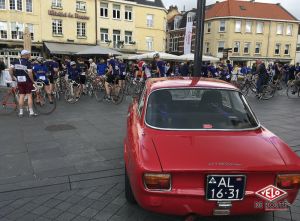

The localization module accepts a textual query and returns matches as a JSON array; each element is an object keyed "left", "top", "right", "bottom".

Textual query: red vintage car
[{"left": 124, "top": 77, "right": 300, "bottom": 218}]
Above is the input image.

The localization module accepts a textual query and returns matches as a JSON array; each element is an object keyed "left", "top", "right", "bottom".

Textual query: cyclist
[
  {"left": 97, "top": 59, "right": 107, "bottom": 77},
  {"left": 153, "top": 53, "right": 166, "bottom": 78},
  {"left": 105, "top": 54, "right": 117, "bottom": 101},
  {"left": 88, "top": 58, "right": 97, "bottom": 78},
  {"left": 118, "top": 59, "right": 126, "bottom": 90},
  {"left": 33, "top": 57, "right": 54, "bottom": 104},
  {"left": 9, "top": 50, "right": 37, "bottom": 117},
  {"left": 68, "top": 61, "right": 81, "bottom": 99},
  {"left": 77, "top": 58, "right": 88, "bottom": 94},
  {"left": 255, "top": 60, "right": 268, "bottom": 98},
  {"left": 142, "top": 62, "right": 152, "bottom": 80},
  {"left": 46, "top": 57, "right": 59, "bottom": 94}
]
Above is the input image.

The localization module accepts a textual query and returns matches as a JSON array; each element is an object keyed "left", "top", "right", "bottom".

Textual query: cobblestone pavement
[{"left": 0, "top": 89, "right": 299, "bottom": 221}]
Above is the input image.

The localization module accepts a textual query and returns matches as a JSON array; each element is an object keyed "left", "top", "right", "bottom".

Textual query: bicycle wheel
[
  {"left": 34, "top": 91, "right": 57, "bottom": 115},
  {"left": 261, "top": 85, "right": 275, "bottom": 100},
  {"left": 112, "top": 85, "right": 124, "bottom": 105},
  {"left": 64, "top": 87, "right": 78, "bottom": 104},
  {"left": 240, "top": 83, "right": 250, "bottom": 96},
  {"left": 0, "top": 90, "right": 18, "bottom": 115},
  {"left": 287, "top": 84, "right": 300, "bottom": 99},
  {"left": 125, "top": 82, "right": 136, "bottom": 96},
  {"left": 94, "top": 86, "right": 106, "bottom": 102}
]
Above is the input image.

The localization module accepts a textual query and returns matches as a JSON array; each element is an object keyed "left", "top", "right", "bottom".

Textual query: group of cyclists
[{"left": 5, "top": 49, "right": 300, "bottom": 117}]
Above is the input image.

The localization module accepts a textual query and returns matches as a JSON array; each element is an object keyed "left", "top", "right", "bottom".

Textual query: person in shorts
[
  {"left": 105, "top": 54, "right": 117, "bottom": 101},
  {"left": 46, "top": 57, "right": 59, "bottom": 93},
  {"left": 9, "top": 50, "right": 37, "bottom": 117},
  {"left": 77, "top": 58, "right": 88, "bottom": 94},
  {"left": 68, "top": 61, "right": 81, "bottom": 99},
  {"left": 118, "top": 59, "right": 126, "bottom": 90}
]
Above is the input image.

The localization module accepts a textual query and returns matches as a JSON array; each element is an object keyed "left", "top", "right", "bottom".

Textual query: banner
[{"left": 184, "top": 20, "right": 193, "bottom": 55}]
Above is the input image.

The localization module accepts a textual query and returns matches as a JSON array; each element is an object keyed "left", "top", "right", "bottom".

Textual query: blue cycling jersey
[
  {"left": 33, "top": 64, "right": 49, "bottom": 83},
  {"left": 12, "top": 58, "right": 32, "bottom": 83},
  {"left": 68, "top": 67, "right": 81, "bottom": 80},
  {"left": 97, "top": 63, "right": 107, "bottom": 76}
]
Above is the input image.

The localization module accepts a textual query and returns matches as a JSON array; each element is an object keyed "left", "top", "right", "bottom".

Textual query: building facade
[
  {"left": 0, "top": 0, "right": 42, "bottom": 66},
  {"left": 97, "top": 0, "right": 166, "bottom": 53},
  {"left": 0, "top": 0, "right": 166, "bottom": 66},
  {"left": 167, "top": 0, "right": 300, "bottom": 65},
  {"left": 296, "top": 25, "right": 300, "bottom": 64},
  {"left": 41, "top": 0, "right": 97, "bottom": 45}
]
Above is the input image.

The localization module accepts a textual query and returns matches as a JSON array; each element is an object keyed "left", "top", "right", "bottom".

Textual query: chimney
[
  {"left": 250, "top": 0, "right": 255, "bottom": 2},
  {"left": 276, "top": 3, "right": 281, "bottom": 6}
]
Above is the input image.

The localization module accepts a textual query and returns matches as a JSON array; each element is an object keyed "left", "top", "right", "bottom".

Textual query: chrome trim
[
  {"left": 205, "top": 174, "right": 247, "bottom": 201},
  {"left": 144, "top": 87, "right": 261, "bottom": 132},
  {"left": 217, "top": 201, "right": 232, "bottom": 209},
  {"left": 213, "top": 209, "right": 231, "bottom": 216},
  {"left": 143, "top": 173, "right": 172, "bottom": 192}
]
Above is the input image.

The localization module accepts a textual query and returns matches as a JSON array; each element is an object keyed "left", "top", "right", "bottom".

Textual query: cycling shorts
[
  {"left": 18, "top": 81, "right": 34, "bottom": 94},
  {"left": 80, "top": 75, "right": 86, "bottom": 84}
]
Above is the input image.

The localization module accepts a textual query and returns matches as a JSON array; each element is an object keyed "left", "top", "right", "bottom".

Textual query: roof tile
[{"left": 205, "top": 0, "right": 298, "bottom": 21}]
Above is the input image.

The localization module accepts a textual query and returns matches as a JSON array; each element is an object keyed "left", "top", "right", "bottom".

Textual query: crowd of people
[{"left": 2, "top": 49, "right": 300, "bottom": 117}]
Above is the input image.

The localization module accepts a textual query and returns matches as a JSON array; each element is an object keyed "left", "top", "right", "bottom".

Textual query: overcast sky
[{"left": 162, "top": 0, "right": 300, "bottom": 19}]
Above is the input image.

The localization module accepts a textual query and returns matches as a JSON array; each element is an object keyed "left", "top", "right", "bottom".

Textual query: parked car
[{"left": 124, "top": 77, "right": 300, "bottom": 217}]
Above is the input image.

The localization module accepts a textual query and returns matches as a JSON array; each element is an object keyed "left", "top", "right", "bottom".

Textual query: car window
[{"left": 145, "top": 88, "right": 259, "bottom": 130}]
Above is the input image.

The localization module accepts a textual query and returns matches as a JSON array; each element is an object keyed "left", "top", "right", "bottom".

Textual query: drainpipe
[
  {"left": 95, "top": 0, "right": 98, "bottom": 45},
  {"left": 266, "top": 21, "right": 271, "bottom": 63}
]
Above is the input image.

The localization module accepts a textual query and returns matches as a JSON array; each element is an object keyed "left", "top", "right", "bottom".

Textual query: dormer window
[{"left": 174, "top": 16, "right": 181, "bottom": 30}]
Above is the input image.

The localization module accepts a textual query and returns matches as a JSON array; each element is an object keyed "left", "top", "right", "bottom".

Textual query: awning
[
  {"left": 229, "top": 56, "right": 292, "bottom": 62},
  {"left": 76, "top": 46, "right": 121, "bottom": 56},
  {"left": 44, "top": 42, "right": 91, "bottom": 55}
]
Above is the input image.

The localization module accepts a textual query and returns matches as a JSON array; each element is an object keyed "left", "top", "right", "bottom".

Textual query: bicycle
[
  {"left": 260, "top": 79, "right": 282, "bottom": 100},
  {"left": 0, "top": 83, "right": 18, "bottom": 115},
  {"left": 286, "top": 80, "right": 300, "bottom": 99},
  {"left": 33, "top": 81, "right": 57, "bottom": 115},
  {"left": 65, "top": 79, "right": 82, "bottom": 104},
  {"left": 239, "top": 74, "right": 257, "bottom": 96},
  {"left": 53, "top": 71, "right": 68, "bottom": 101},
  {"left": 84, "top": 76, "right": 95, "bottom": 97}
]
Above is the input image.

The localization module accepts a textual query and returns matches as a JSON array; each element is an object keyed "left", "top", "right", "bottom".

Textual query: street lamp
[{"left": 193, "top": 0, "right": 206, "bottom": 77}]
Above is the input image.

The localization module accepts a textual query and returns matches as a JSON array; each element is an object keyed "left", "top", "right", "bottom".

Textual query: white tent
[
  {"left": 179, "top": 53, "right": 220, "bottom": 62},
  {"left": 128, "top": 52, "right": 179, "bottom": 60}
]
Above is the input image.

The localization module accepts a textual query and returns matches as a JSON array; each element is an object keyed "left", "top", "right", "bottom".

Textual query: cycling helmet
[
  {"left": 153, "top": 53, "right": 160, "bottom": 59},
  {"left": 37, "top": 57, "right": 44, "bottom": 63},
  {"left": 70, "top": 61, "right": 77, "bottom": 66}
]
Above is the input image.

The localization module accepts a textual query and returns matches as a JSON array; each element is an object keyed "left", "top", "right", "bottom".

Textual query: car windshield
[{"left": 145, "top": 88, "right": 259, "bottom": 130}]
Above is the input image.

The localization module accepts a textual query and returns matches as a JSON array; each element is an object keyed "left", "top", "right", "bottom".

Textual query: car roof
[{"left": 146, "top": 77, "right": 238, "bottom": 92}]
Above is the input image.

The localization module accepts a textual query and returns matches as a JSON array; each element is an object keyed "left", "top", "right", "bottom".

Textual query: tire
[
  {"left": 261, "top": 85, "right": 275, "bottom": 100},
  {"left": 126, "top": 82, "right": 136, "bottom": 96},
  {"left": 64, "top": 87, "right": 78, "bottom": 104},
  {"left": 0, "top": 90, "right": 18, "bottom": 115},
  {"left": 94, "top": 86, "right": 106, "bottom": 102},
  {"left": 240, "top": 84, "right": 249, "bottom": 96},
  {"left": 33, "top": 90, "right": 56, "bottom": 115},
  {"left": 287, "top": 84, "right": 300, "bottom": 99},
  {"left": 125, "top": 168, "right": 136, "bottom": 204}
]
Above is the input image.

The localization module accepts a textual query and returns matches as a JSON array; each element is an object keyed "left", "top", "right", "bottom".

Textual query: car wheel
[{"left": 125, "top": 168, "right": 136, "bottom": 204}]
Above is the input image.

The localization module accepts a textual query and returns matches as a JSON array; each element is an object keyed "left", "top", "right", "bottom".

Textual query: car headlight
[
  {"left": 276, "top": 174, "right": 300, "bottom": 189},
  {"left": 143, "top": 173, "right": 171, "bottom": 191}
]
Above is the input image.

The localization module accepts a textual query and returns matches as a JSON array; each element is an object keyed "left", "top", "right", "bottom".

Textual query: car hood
[{"left": 151, "top": 131, "right": 286, "bottom": 172}]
